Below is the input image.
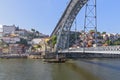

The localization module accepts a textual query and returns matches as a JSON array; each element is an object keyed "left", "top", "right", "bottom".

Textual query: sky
[{"left": 0, "top": 0, "right": 120, "bottom": 35}]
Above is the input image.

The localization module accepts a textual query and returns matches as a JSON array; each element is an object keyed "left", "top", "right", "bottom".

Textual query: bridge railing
[
  {"left": 59, "top": 46, "right": 120, "bottom": 54},
  {"left": 84, "top": 46, "right": 120, "bottom": 51}
]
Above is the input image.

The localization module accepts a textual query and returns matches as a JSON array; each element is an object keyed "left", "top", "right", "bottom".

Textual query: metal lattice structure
[
  {"left": 84, "top": 0, "right": 97, "bottom": 46},
  {"left": 51, "top": 0, "right": 88, "bottom": 52}
]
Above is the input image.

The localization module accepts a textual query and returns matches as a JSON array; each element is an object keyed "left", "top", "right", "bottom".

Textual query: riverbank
[
  {"left": 1, "top": 53, "right": 120, "bottom": 59},
  {"left": 0, "top": 54, "right": 42, "bottom": 59},
  {"left": 0, "top": 54, "right": 28, "bottom": 59}
]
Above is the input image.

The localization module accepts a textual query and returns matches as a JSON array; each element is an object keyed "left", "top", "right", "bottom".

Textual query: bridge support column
[{"left": 84, "top": 0, "right": 97, "bottom": 47}]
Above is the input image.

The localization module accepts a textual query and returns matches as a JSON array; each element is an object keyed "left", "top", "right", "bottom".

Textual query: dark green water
[{"left": 0, "top": 59, "right": 120, "bottom": 80}]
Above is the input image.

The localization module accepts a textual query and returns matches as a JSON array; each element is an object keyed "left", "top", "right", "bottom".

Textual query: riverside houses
[{"left": 9, "top": 44, "right": 25, "bottom": 54}]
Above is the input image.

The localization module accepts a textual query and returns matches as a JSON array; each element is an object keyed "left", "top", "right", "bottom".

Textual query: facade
[
  {"left": 32, "top": 38, "right": 42, "bottom": 44},
  {"left": 9, "top": 44, "right": 25, "bottom": 54},
  {"left": 3, "top": 25, "right": 16, "bottom": 36},
  {"left": 2, "top": 37, "right": 20, "bottom": 44},
  {"left": 0, "top": 32, "right": 3, "bottom": 38},
  {"left": 0, "top": 25, "right": 3, "bottom": 38},
  {"left": 15, "top": 29, "right": 28, "bottom": 36}
]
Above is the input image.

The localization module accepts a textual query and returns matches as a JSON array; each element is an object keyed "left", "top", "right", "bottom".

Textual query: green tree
[
  {"left": 32, "top": 44, "right": 42, "bottom": 52},
  {"left": 113, "top": 38, "right": 120, "bottom": 45},
  {"left": 16, "top": 38, "right": 28, "bottom": 46},
  {"left": 105, "top": 40, "right": 113, "bottom": 45},
  {"left": 31, "top": 28, "right": 36, "bottom": 38},
  {"left": 102, "top": 32, "right": 106, "bottom": 34},
  {"left": 114, "top": 41, "right": 120, "bottom": 45},
  {"left": 31, "top": 28, "right": 35, "bottom": 32},
  {"left": 97, "top": 32, "right": 101, "bottom": 35},
  {"left": 0, "top": 39, "right": 8, "bottom": 48},
  {"left": 35, "top": 31, "right": 40, "bottom": 37},
  {"left": 51, "top": 35, "right": 57, "bottom": 47},
  {"left": 89, "top": 30, "right": 95, "bottom": 34},
  {"left": 47, "top": 35, "right": 57, "bottom": 48}
]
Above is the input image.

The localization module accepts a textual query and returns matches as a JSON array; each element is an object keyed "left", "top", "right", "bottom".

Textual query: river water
[{"left": 0, "top": 59, "right": 120, "bottom": 80}]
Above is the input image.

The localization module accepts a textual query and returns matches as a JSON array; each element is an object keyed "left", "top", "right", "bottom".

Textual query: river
[{"left": 0, "top": 58, "right": 120, "bottom": 80}]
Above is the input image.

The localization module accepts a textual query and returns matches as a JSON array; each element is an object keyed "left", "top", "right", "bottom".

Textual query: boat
[{"left": 43, "top": 58, "right": 66, "bottom": 63}]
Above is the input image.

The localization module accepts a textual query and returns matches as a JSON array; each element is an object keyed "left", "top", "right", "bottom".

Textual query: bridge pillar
[{"left": 84, "top": 0, "right": 97, "bottom": 47}]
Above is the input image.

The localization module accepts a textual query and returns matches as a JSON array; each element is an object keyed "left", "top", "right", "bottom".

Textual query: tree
[
  {"left": 89, "top": 30, "right": 95, "bottom": 34},
  {"left": 0, "top": 39, "right": 8, "bottom": 48},
  {"left": 35, "top": 31, "right": 40, "bottom": 37},
  {"left": 102, "top": 32, "right": 106, "bottom": 34},
  {"left": 47, "top": 35, "right": 57, "bottom": 48},
  {"left": 31, "top": 44, "right": 42, "bottom": 52},
  {"left": 97, "top": 32, "right": 101, "bottom": 35},
  {"left": 31, "top": 28, "right": 35, "bottom": 32},
  {"left": 105, "top": 40, "right": 113, "bottom": 45},
  {"left": 37, "top": 45, "right": 42, "bottom": 48},
  {"left": 16, "top": 38, "right": 28, "bottom": 46},
  {"left": 16, "top": 27, "right": 19, "bottom": 31},
  {"left": 31, "top": 28, "right": 35, "bottom": 38},
  {"left": 113, "top": 39, "right": 120, "bottom": 45},
  {"left": 51, "top": 35, "right": 57, "bottom": 47},
  {"left": 114, "top": 41, "right": 120, "bottom": 45}
]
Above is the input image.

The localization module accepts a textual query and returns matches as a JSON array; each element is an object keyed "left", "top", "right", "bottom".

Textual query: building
[
  {"left": 3, "top": 25, "right": 16, "bottom": 36},
  {"left": 9, "top": 44, "right": 25, "bottom": 54},
  {"left": 32, "top": 38, "right": 42, "bottom": 44},
  {"left": 2, "top": 37, "right": 20, "bottom": 44},
  {"left": 15, "top": 29, "right": 28, "bottom": 36},
  {"left": 0, "top": 25, "right": 3, "bottom": 38}
]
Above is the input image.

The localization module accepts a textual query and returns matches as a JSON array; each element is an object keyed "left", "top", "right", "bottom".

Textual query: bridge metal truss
[
  {"left": 51, "top": 0, "right": 88, "bottom": 52},
  {"left": 84, "top": 0, "right": 97, "bottom": 46}
]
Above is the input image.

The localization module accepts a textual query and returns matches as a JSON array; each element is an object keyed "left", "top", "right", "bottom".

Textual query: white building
[
  {"left": 15, "top": 29, "right": 28, "bottom": 36},
  {"left": 3, "top": 25, "right": 16, "bottom": 36},
  {"left": 0, "top": 25, "right": 3, "bottom": 38},
  {"left": 2, "top": 37, "right": 20, "bottom": 44},
  {"left": 32, "top": 38, "right": 42, "bottom": 44}
]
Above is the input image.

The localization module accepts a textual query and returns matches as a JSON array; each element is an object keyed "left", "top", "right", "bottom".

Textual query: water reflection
[
  {"left": 0, "top": 59, "right": 52, "bottom": 80},
  {"left": 52, "top": 62, "right": 100, "bottom": 80},
  {"left": 80, "top": 59, "right": 120, "bottom": 71},
  {"left": 75, "top": 59, "right": 120, "bottom": 80},
  {"left": 66, "top": 62, "right": 100, "bottom": 80},
  {"left": 0, "top": 59, "right": 120, "bottom": 80}
]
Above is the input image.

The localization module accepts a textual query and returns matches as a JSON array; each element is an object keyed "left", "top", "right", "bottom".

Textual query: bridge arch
[{"left": 51, "top": 0, "right": 88, "bottom": 52}]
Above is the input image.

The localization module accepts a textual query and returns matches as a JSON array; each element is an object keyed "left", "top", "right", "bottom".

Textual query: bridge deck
[{"left": 59, "top": 46, "right": 120, "bottom": 54}]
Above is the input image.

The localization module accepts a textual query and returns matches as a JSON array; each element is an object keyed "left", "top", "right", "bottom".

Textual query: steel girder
[{"left": 52, "top": 0, "right": 88, "bottom": 51}]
